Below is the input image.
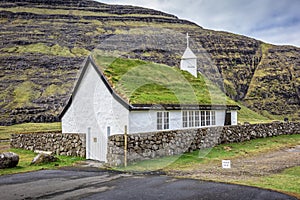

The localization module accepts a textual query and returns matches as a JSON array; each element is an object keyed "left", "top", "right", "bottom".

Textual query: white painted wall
[
  {"left": 62, "top": 61, "right": 128, "bottom": 161},
  {"left": 129, "top": 109, "right": 227, "bottom": 133},
  {"left": 129, "top": 110, "right": 182, "bottom": 133},
  {"left": 129, "top": 111, "right": 156, "bottom": 133},
  {"left": 215, "top": 110, "right": 226, "bottom": 126}
]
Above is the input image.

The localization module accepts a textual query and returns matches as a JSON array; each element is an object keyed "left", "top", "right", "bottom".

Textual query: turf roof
[{"left": 92, "top": 54, "right": 237, "bottom": 106}]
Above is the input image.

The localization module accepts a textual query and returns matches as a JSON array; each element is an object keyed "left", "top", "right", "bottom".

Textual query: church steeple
[
  {"left": 180, "top": 33, "right": 197, "bottom": 77},
  {"left": 186, "top": 32, "right": 190, "bottom": 48}
]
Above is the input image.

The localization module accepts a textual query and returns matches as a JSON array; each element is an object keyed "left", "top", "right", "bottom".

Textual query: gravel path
[{"left": 167, "top": 145, "right": 300, "bottom": 182}]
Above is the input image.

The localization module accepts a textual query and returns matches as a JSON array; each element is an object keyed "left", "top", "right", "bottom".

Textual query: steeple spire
[
  {"left": 186, "top": 32, "right": 190, "bottom": 48},
  {"left": 181, "top": 32, "right": 197, "bottom": 77}
]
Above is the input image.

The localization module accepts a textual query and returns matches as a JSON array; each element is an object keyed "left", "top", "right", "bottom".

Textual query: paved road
[{"left": 0, "top": 168, "right": 296, "bottom": 200}]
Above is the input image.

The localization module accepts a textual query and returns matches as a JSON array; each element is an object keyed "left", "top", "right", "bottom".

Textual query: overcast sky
[{"left": 98, "top": 0, "right": 300, "bottom": 47}]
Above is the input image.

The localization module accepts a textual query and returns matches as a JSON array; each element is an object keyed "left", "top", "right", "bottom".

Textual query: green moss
[
  {"left": 17, "top": 43, "right": 51, "bottom": 54},
  {"left": 50, "top": 44, "right": 74, "bottom": 57},
  {"left": 261, "top": 43, "right": 273, "bottom": 58},
  {"left": 12, "top": 81, "right": 40, "bottom": 107},
  {"left": 43, "top": 84, "right": 64, "bottom": 97},
  {"left": 2, "top": 43, "right": 75, "bottom": 57},
  {"left": 224, "top": 79, "right": 237, "bottom": 97},
  {"left": 71, "top": 47, "right": 90, "bottom": 57}
]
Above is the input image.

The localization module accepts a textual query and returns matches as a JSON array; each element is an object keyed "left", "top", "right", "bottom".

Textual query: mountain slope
[{"left": 0, "top": 0, "right": 299, "bottom": 125}]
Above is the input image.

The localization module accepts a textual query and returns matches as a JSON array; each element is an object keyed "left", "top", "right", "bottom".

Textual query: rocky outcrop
[
  {"left": 0, "top": 0, "right": 299, "bottom": 125},
  {"left": 31, "top": 153, "right": 58, "bottom": 165},
  {"left": 0, "top": 152, "right": 19, "bottom": 169}
]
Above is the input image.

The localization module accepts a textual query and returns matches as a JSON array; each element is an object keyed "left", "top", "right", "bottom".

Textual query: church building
[{"left": 60, "top": 34, "right": 240, "bottom": 162}]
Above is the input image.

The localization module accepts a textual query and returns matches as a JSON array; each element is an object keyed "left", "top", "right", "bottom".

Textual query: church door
[{"left": 225, "top": 112, "right": 231, "bottom": 126}]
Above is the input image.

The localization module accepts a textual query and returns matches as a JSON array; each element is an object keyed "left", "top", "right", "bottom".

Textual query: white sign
[{"left": 222, "top": 160, "right": 231, "bottom": 169}]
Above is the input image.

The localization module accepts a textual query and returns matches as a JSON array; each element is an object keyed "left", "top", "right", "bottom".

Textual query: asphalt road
[{"left": 0, "top": 168, "right": 296, "bottom": 200}]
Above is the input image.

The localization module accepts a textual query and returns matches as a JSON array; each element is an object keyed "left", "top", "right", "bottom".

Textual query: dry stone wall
[
  {"left": 11, "top": 132, "right": 86, "bottom": 157},
  {"left": 107, "top": 122, "right": 300, "bottom": 166}
]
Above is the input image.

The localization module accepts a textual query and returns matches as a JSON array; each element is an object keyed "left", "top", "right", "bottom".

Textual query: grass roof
[{"left": 92, "top": 54, "right": 237, "bottom": 106}]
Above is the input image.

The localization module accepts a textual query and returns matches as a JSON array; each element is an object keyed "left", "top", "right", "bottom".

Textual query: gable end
[{"left": 59, "top": 56, "right": 131, "bottom": 119}]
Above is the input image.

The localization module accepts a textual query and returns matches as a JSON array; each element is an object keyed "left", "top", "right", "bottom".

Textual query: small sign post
[
  {"left": 124, "top": 125, "right": 128, "bottom": 167},
  {"left": 222, "top": 160, "right": 231, "bottom": 169}
]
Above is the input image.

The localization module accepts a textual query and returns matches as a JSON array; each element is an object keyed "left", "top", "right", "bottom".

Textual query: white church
[{"left": 60, "top": 34, "right": 240, "bottom": 162}]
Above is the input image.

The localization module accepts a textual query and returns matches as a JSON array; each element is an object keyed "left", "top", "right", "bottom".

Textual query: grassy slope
[
  {"left": 0, "top": 122, "right": 61, "bottom": 140},
  {"left": 237, "top": 103, "right": 273, "bottom": 124}
]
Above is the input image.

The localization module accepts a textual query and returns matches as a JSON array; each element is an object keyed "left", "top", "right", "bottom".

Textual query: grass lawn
[
  {"left": 116, "top": 134, "right": 300, "bottom": 198},
  {"left": 0, "top": 122, "right": 81, "bottom": 176},
  {"left": 239, "top": 166, "right": 300, "bottom": 199},
  {"left": 0, "top": 122, "right": 61, "bottom": 140},
  {"left": 117, "top": 134, "right": 300, "bottom": 171},
  {"left": 0, "top": 148, "right": 84, "bottom": 176}
]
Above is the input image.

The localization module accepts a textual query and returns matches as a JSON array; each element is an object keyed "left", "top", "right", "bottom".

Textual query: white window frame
[
  {"left": 183, "top": 110, "right": 216, "bottom": 128},
  {"left": 157, "top": 111, "right": 169, "bottom": 130},
  {"left": 195, "top": 111, "right": 200, "bottom": 127},
  {"left": 157, "top": 112, "right": 163, "bottom": 130},
  {"left": 201, "top": 111, "right": 206, "bottom": 126},
  {"left": 188, "top": 111, "right": 194, "bottom": 127},
  {"left": 164, "top": 112, "right": 169, "bottom": 129},
  {"left": 182, "top": 111, "right": 188, "bottom": 128},
  {"left": 211, "top": 111, "right": 216, "bottom": 125},
  {"left": 206, "top": 111, "right": 211, "bottom": 126}
]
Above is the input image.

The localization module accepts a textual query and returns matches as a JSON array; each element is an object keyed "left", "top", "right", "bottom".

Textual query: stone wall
[
  {"left": 11, "top": 132, "right": 86, "bottom": 157},
  {"left": 107, "top": 122, "right": 300, "bottom": 166}
]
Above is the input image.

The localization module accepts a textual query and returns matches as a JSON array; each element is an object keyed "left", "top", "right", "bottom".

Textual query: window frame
[
  {"left": 201, "top": 111, "right": 206, "bottom": 126},
  {"left": 188, "top": 111, "right": 194, "bottom": 127},
  {"left": 164, "top": 112, "right": 169, "bottom": 129},
  {"left": 211, "top": 111, "right": 216, "bottom": 125},
  {"left": 182, "top": 111, "right": 188, "bottom": 128},
  {"left": 195, "top": 111, "right": 200, "bottom": 127},
  {"left": 206, "top": 111, "right": 211, "bottom": 126},
  {"left": 157, "top": 111, "right": 169, "bottom": 130}
]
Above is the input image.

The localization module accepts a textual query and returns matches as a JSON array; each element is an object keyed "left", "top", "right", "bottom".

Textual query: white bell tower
[{"left": 180, "top": 33, "right": 197, "bottom": 77}]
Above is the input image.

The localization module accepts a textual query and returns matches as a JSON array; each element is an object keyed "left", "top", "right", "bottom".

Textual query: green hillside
[{"left": 0, "top": 0, "right": 299, "bottom": 125}]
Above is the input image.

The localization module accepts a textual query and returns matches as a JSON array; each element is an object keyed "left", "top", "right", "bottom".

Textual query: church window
[
  {"left": 189, "top": 111, "right": 194, "bottom": 127},
  {"left": 195, "top": 111, "right": 200, "bottom": 127},
  {"left": 182, "top": 111, "right": 188, "bottom": 128},
  {"left": 201, "top": 111, "right": 205, "bottom": 126},
  {"left": 157, "top": 112, "right": 169, "bottom": 130},
  {"left": 183, "top": 110, "right": 216, "bottom": 128},
  {"left": 211, "top": 111, "right": 216, "bottom": 125},
  {"left": 206, "top": 111, "right": 211, "bottom": 126},
  {"left": 164, "top": 112, "right": 169, "bottom": 129},
  {"left": 157, "top": 112, "right": 162, "bottom": 130}
]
